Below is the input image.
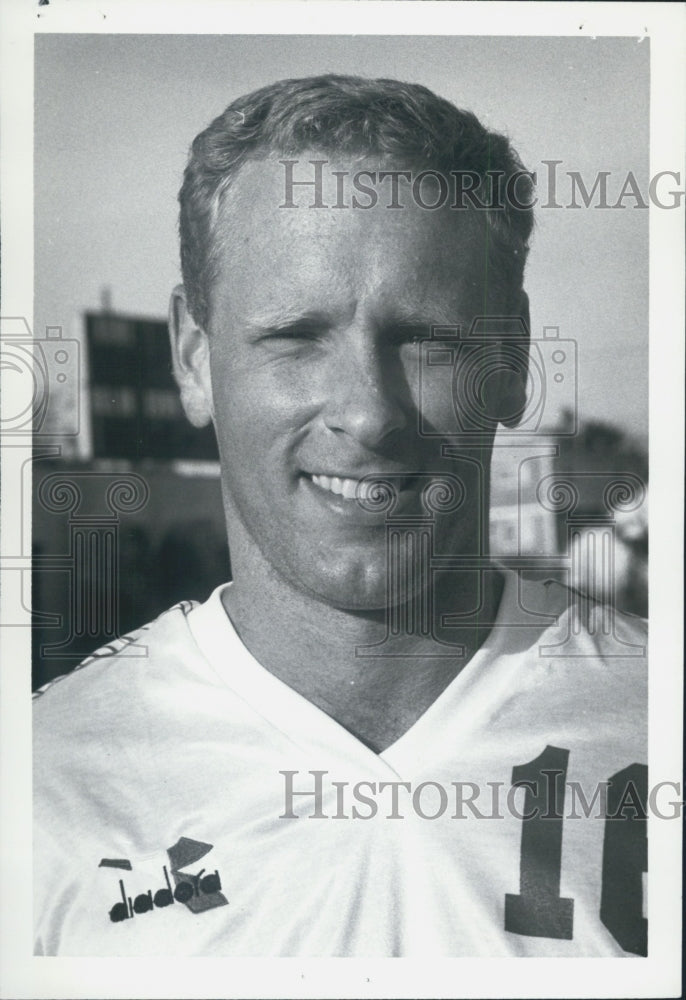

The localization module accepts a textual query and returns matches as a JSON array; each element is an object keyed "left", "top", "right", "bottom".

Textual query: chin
[{"left": 290, "top": 556, "right": 426, "bottom": 615}]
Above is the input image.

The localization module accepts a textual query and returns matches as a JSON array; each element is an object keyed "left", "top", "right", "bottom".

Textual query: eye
[
  {"left": 269, "top": 325, "right": 319, "bottom": 340},
  {"left": 394, "top": 326, "right": 429, "bottom": 347},
  {"left": 259, "top": 323, "right": 325, "bottom": 348},
  {"left": 406, "top": 332, "right": 426, "bottom": 346}
]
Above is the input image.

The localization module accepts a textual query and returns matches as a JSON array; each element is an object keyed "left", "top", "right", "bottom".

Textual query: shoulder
[
  {"left": 501, "top": 570, "right": 647, "bottom": 671},
  {"left": 495, "top": 572, "right": 647, "bottom": 748},
  {"left": 33, "top": 600, "right": 200, "bottom": 743},
  {"left": 535, "top": 575, "right": 646, "bottom": 651}
]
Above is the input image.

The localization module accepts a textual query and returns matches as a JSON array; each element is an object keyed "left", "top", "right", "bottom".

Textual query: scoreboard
[{"left": 86, "top": 312, "right": 218, "bottom": 461}]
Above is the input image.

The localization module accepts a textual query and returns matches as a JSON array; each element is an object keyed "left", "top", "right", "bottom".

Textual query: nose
[{"left": 322, "top": 336, "right": 408, "bottom": 448}]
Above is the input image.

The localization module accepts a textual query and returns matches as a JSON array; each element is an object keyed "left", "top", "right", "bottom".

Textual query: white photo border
[{"left": 0, "top": 2, "right": 683, "bottom": 998}]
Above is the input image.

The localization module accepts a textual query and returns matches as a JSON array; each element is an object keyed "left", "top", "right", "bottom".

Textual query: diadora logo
[{"left": 100, "top": 836, "right": 228, "bottom": 923}]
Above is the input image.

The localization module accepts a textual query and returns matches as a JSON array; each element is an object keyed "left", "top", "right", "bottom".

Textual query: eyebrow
[
  {"left": 244, "top": 305, "right": 466, "bottom": 335},
  {"left": 387, "top": 310, "right": 463, "bottom": 331},
  {"left": 244, "top": 309, "right": 334, "bottom": 333}
]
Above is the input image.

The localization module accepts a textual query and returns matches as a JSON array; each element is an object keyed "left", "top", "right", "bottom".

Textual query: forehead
[{"left": 210, "top": 157, "right": 493, "bottom": 321}]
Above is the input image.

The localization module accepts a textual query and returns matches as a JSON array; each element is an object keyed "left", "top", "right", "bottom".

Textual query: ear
[
  {"left": 497, "top": 289, "right": 531, "bottom": 428},
  {"left": 168, "top": 285, "right": 214, "bottom": 428}
]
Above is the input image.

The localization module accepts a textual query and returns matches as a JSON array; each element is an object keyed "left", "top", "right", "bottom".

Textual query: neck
[{"left": 220, "top": 529, "right": 504, "bottom": 753}]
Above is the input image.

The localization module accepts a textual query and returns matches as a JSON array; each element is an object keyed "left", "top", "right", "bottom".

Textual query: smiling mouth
[
  {"left": 305, "top": 472, "right": 414, "bottom": 501},
  {"left": 309, "top": 473, "right": 361, "bottom": 500}
]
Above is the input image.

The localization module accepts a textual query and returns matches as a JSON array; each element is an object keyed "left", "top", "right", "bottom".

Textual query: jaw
[
  {"left": 216, "top": 435, "right": 493, "bottom": 618},
  {"left": 223, "top": 488, "right": 485, "bottom": 623}
]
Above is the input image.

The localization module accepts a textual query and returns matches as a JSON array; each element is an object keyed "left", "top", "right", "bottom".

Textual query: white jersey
[{"left": 33, "top": 571, "right": 647, "bottom": 957}]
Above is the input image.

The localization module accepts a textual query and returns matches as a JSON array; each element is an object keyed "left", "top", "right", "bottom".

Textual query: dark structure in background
[
  {"left": 32, "top": 311, "right": 229, "bottom": 690},
  {"left": 86, "top": 312, "right": 217, "bottom": 461},
  {"left": 32, "top": 312, "right": 648, "bottom": 691}
]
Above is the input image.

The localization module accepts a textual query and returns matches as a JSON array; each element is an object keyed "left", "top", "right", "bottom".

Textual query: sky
[{"left": 34, "top": 33, "right": 650, "bottom": 442}]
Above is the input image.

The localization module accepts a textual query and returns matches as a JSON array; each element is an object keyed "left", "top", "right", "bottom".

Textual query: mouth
[
  {"left": 309, "top": 473, "right": 363, "bottom": 500},
  {"left": 303, "top": 471, "right": 414, "bottom": 502}
]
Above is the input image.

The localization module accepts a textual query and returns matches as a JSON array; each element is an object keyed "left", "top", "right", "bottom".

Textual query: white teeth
[{"left": 310, "top": 474, "right": 360, "bottom": 500}]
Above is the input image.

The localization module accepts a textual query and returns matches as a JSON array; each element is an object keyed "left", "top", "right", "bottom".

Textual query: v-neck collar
[
  {"left": 186, "top": 570, "right": 549, "bottom": 778},
  {"left": 188, "top": 588, "right": 402, "bottom": 778},
  {"left": 377, "top": 569, "right": 527, "bottom": 770}
]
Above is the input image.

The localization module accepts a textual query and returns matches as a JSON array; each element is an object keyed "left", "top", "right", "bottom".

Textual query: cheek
[
  {"left": 411, "top": 346, "right": 509, "bottom": 438},
  {"left": 220, "top": 345, "right": 334, "bottom": 424},
  {"left": 210, "top": 361, "right": 319, "bottom": 467},
  {"left": 407, "top": 357, "right": 457, "bottom": 437},
  {"left": 210, "top": 354, "right": 282, "bottom": 416}
]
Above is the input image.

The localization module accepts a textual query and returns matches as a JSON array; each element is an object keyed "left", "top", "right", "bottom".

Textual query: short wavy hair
[{"left": 179, "top": 74, "right": 534, "bottom": 329}]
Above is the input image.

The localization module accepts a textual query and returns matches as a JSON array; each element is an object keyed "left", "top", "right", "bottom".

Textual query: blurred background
[{"left": 31, "top": 35, "right": 649, "bottom": 688}]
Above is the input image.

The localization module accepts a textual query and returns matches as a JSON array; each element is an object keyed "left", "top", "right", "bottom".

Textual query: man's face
[{"left": 200, "top": 158, "right": 514, "bottom": 610}]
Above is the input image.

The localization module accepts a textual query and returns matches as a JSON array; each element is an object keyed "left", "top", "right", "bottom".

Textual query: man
[{"left": 34, "top": 75, "right": 646, "bottom": 957}]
